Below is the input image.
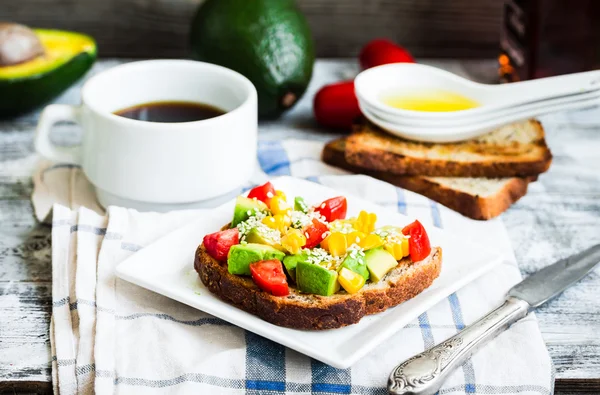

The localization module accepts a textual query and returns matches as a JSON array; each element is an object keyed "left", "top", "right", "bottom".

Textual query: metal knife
[{"left": 388, "top": 243, "right": 600, "bottom": 395}]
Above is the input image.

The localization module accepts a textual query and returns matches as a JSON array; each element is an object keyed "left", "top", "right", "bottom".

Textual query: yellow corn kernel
[
  {"left": 321, "top": 232, "right": 337, "bottom": 254},
  {"left": 401, "top": 237, "right": 410, "bottom": 257},
  {"left": 354, "top": 211, "right": 377, "bottom": 234},
  {"left": 338, "top": 267, "right": 366, "bottom": 294},
  {"left": 269, "top": 195, "right": 291, "bottom": 215},
  {"left": 274, "top": 190, "right": 287, "bottom": 200},
  {"left": 281, "top": 229, "right": 306, "bottom": 254},
  {"left": 262, "top": 215, "right": 277, "bottom": 228},
  {"left": 360, "top": 233, "right": 384, "bottom": 250},
  {"left": 279, "top": 213, "right": 292, "bottom": 229},
  {"left": 384, "top": 243, "right": 404, "bottom": 260},
  {"left": 262, "top": 214, "right": 291, "bottom": 233},
  {"left": 345, "top": 231, "right": 366, "bottom": 246},
  {"left": 326, "top": 232, "right": 348, "bottom": 256}
]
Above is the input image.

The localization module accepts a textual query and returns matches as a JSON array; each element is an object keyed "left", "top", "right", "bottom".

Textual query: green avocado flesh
[
  {"left": 339, "top": 255, "right": 370, "bottom": 281},
  {"left": 294, "top": 196, "right": 309, "bottom": 213},
  {"left": 296, "top": 261, "right": 340, "bottom": 296},
  {"left": 228, "top": 243, "right": 285, "bottom": 275},
  {"left": 190, "top": 0, "right": 315, "bottom": 118},
  {"left": 232, "top": 196, "right": 268, "bottom": 227},
  {"left": 0, "top": 29, "right": 96, "bottom": 117},
  {"left": 365, "top": 248, "right": 398, "bottom": 282},
  {"left": 245, "top": 228, "right": 284, "bottom": 251},
  {"left": 282, "top": 251, "right": 310, "bottom": 282}
]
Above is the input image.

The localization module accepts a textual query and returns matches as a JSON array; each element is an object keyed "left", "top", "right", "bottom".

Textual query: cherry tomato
[
  {"left": 249, "top": 259, "right": 289, "bottom": 296},
  {"left": 359, "top": 39, "right": 415, "bottom": 70},
  {"left": 315, "top": 196, "right": 347, "bottom": 222},
  {"left": 247, "top": 181, "right": 276, "bottom": 205},
  {"left": 313, "top": 80, "right": 361, "bottom": 130},
  {"left": 401, "top": 220, "right": 431, "bottom": 262},
  {"left": 303, "top": 218, "right": 329, "bottom": 249},
  {"left": 203, "top": 228, "right": 240, "bottom": 262}
]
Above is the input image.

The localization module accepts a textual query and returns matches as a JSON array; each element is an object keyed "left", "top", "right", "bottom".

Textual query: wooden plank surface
[
  {"left": 0, "top": 59, "right": 599, "bottom": 393},
  {"left": 0, "top": 0, "right": 502, "bottom": 58}
]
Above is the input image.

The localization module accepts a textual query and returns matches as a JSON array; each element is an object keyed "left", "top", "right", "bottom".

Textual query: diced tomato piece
[
  {"left": 314, "top": 196, "right": 347, "bottom": 222},
  {"left": 203, "top": 228, "right": 240, "bottom": 262},
  {"left": 401, "top": 220, "right": 431, "bottom": 262},
  {"left": 303, "top": 218, "right": 329, "bottom": 249},
  {"left": 249, "top": 259, "right": 289, "bottom": 296},
  {"left": 247, "top": 182, "right": 276, "bottom": 205}
]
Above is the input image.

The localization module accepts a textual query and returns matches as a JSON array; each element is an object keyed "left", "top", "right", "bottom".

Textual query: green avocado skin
[
  {"left": 0, "top": 51, "right": 96, "bottom": 118},
  {"left": 190, "top": 0, "right": 315, "bottom": 119}
]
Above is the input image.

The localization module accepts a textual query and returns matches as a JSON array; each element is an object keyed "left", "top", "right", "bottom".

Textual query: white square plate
[{"left": 116, "top": 176, "right": 502, "bottom": 369}]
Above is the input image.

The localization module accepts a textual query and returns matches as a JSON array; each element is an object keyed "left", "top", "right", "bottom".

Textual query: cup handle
[{"left": 35, "top": 104, "right": 82, "bottom": 164}]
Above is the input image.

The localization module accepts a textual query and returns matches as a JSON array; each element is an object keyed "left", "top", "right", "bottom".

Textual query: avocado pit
[{"left": 0, "top": 23, "right": 44, "bottom": 67}]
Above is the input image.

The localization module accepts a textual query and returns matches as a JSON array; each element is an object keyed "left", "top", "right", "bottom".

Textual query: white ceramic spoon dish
[
  {"left": 355, "top": 63, "right": 600, "bottom": 119},
  {"left": 359, "top": 89, "right": 600, "bottom": 128},
  {"left": 360, "top": 92, "right": 600, "bottom": 143},
  {"left": 354, "top": 63, "right": 600, "bottom": 142}
]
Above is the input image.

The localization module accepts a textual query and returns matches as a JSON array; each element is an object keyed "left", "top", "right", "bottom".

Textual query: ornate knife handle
[{"left": 388, "top": 297, "right": 530, "bottom": 395}]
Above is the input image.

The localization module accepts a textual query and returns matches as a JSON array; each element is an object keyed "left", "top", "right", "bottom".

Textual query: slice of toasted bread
[
  {"left": 344, "top": 119, "right": 552, "bottom": 177},
  {"left": 323, "top": 138, "right": 535, "bottom": 220},
  {"left": 195, "top": 244, "right": 442, "bottom": 330}
]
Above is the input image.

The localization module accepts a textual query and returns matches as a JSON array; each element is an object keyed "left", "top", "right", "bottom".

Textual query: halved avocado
[{"left": 0, "top": 29, "right": 96, "bottom": 117}]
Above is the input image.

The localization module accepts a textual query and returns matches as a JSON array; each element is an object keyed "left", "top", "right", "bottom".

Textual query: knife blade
[
  {"left": 388, "top": 243, "right": 600, "bottom": 395},
  {"left": 509, "top": 243, "right": 600, "bottom": 308}
]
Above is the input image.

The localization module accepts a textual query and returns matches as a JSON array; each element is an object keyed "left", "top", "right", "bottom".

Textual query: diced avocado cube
[
  {"left": 365, "top": 248, "right": 398, "bottom": 282},
  {"left": 296, "top": 261, "right": 340, "bottom": 296},
  {"left": 338, "top": 254, "right": 370, "bottom": 281},
  {"left": 263, "top": 248, "right": 285, "bottom": 261},
  {"left": 227, "top": 243, "right": 284, "bottom": 275},
  {"left": 232, "top": 196, "right": 268, "bottom": 227},
  {"left": 282, "top": 251, "right": 310, "bottom": 282},
  {"left": 294, "top": 196, "right": 309, "bottom": 213},
  {"left": 245, "top": 228, "right": 284, "bottom": 251}
]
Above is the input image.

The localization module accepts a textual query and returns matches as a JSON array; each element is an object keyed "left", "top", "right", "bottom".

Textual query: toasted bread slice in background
[
  {"left": 345, "top": 120, "right": 552, "bottom": 177},
  {"left": 323, "top": 138, "right": 535, "bottom": 220},
  {"left": 195, "top": 244, "right": 442, "bottom": 330}
]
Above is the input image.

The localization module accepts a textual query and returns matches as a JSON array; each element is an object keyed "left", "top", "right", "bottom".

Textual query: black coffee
[{"left": 114, "top": 101, "right": 225, "bottom": 123}]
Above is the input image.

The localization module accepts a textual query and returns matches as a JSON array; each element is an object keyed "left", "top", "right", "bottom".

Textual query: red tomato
[
  {"left": 247, "top": 181, "right": 276, "bottom": 204},
  {"left": 401, "top": 220, "right": 431, "bottom": 262},
  {"left": 303, "top": 218, "right": 329, "bottom": 249},
  {"left": 315, "top": 196, "right": 347, "bottom": 222},
  {"left": 249, "top": 259, "right": 289, "bottom": 296},
  {"left": 313, "top": 80, "right": 361, "bottom": 130},
  {"left": 359, "top": 39, "right": 415, "bottom": 70},
  {"left": 203, "top": 228, "right": 240, "bottom": 262}
]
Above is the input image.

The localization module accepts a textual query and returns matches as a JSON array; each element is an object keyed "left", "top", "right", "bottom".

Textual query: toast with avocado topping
[
  {"left": 194, "top": 181, "right": 442, "bottom": 330},
  {"left": 195, "top": 244, "right": 441, "bottom": 329}
]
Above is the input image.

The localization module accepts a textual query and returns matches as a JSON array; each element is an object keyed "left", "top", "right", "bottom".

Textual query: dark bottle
[{"left": 499, "top": 0, "right": 600, "bottom": 82}]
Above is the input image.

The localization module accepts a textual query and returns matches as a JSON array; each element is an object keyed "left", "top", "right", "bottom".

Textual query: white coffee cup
[{"left": 35, "top": 59, "right": 257, "bottom": 211}]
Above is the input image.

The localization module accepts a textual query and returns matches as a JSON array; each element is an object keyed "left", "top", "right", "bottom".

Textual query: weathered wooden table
[{"left": 0, "top": 59, "right": 599, "bottom": 394}]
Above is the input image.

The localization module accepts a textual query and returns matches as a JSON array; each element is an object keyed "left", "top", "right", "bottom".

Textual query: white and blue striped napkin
[{"left": 35, "top": 139, "right": 554, "bottom": 395}]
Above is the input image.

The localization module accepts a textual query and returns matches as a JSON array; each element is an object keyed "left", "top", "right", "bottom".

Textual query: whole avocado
[{"left": 190, "top": 0, "right": 315, "bottom": 119}]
